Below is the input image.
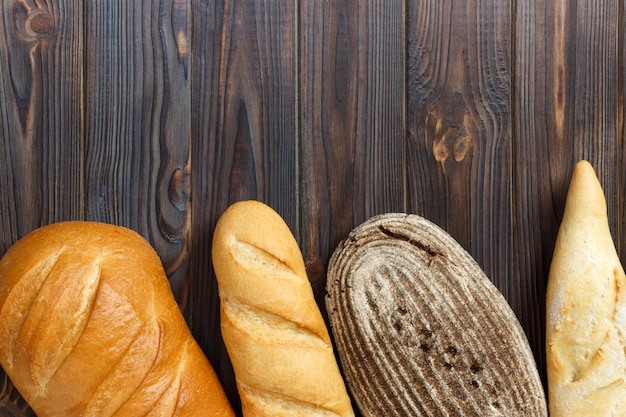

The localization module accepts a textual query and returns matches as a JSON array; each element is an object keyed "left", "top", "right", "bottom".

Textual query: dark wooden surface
[{"left": 0, "top": 0, "right": 623, "bottom": 415}]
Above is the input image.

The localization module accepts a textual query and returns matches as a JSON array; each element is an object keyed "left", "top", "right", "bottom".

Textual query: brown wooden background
[{"left": 0, "top": 0, "right": 623, "bottom": 415}]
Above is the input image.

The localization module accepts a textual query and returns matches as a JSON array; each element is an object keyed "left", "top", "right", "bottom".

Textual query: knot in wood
[
  {"left": 15, "top": 5, "right": 55, "bottom": 42},
  {"left": 433, "top": 131, "right": 473, "bottom": 167},
  {"left": 453, "top": 134, "right": 472, "bottom": 162},
  {"left": 168, "top": 167, "right": 191, "bottom": 212},
  {"left": 427, "top": 93, "right": 475, "bottom": 168},
  {"left": 27, "top": 11, "right": 54, "bottom": 37},
  {"left": 433, "top": 138, "right": 449, "bottom": 163},
  {"left": 305, "top": 256, "right": 326, "bottom": 283}
]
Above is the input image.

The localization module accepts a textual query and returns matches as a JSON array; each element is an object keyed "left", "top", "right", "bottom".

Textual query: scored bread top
[
  {"left": 326, "top": 212, "right": 548, "bottom": 417},
  {"left": 212, "top": 200, "right": 354, "bottom": 417},
  {"left": 212, "top": 201, "right": 329, "bottom": 343},
  {"left": 0, "top": 221, "right": 234, "bottom": 417}
]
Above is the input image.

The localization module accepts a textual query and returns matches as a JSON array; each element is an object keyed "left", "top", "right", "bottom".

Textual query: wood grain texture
[
  {"left": 406, "top": 0, "right": 512, "bottom": 293},
  {"left": 0, "top": 0, "right": 83, "bottom": 248},
  {"left": 0, "top": 376, "right": 34, "bottom": 417},
  {"left": 83, "top": 0, "right": 192, "bottom": 302},
  {"left": 299, "top": 0, "right": 405, "bottom": 305},
  {"left": 188, "top": 0, "right": 297, "bottom": 413},
  {"left": 0, "top": 0, "right": 82, "bottom": 414},
  {"left": 514, "top": 0, "right": 622, "bottom": 389},
  {"left": 622, "top": 0, "right": 626, "bottom": 264},
  {"left": 187, "top": 0, "right": 233, "bottom": 411},
  {"left": 0, "top": 0, "right": 624, "bottom": 415}
]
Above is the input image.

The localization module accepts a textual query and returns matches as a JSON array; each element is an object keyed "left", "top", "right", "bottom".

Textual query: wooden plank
[
  {"left": 186, "top": 0, "right": 233, "bottom": 408},
  {"left": 188, "top": 0, "right": 297, "bottom": 412},
  {"left": 299, "top": 0, "right": 406, "bottom": 307},
  {"left": 514, "top": 0, "right": 621, "bottom": 387},
  {"left": 82, "top": 0, "right": 192, "bottom": 301},
  {"left": 405, "top": 2, "right": 512, "bottom": 294},
  {"left": 0, "top": 1, "right": 621, "bottom": 415},
  {"left": 513, "top": 0, "right": 555, "bottom": 389},
  {"left": 0, "top": 0, "right": 83, "bottom": 248},
  {"left": 0, "top": 0, "right": 82, "bottom": 413},
  {"left": 622, "top": 0, "right": 626, "bottom": 262}
]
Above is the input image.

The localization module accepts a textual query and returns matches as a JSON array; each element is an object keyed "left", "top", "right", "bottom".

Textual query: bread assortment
[
  {"left": 0, "top": 221, "right": 234, "bottom": 417},
  {"left": 211, "top": 200, "right": 355, "bottom": 417},
  {"left": 546, "top": 160, "right": 626, "bottom": 416},
  {"left": 326, "top": 212, "right": 547, "bottom": 416},
  {"left": 2, "top": 162, "right": 618, "bottom": 416}
]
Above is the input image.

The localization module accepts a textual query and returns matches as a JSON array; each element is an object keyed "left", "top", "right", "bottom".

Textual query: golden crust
[
  {"left": 0, "top": 221, "right": 234, "bottom": 417},
  {"left": 212, "top": 200, "right": 354, "bottom": 417},
  {"left": 546, "top": 160, "right": 626, "bottom": 416}
]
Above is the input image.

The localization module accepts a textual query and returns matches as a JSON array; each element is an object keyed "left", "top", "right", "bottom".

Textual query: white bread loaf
[
  {"left": 212, "top": 200, "right": 355, "bottom": 417},
  {"left": 546, "top": 160, "right": 626, "bottom": 416},
  {"left": 0, "top": 221, "right": 235, "bottom": 417}
]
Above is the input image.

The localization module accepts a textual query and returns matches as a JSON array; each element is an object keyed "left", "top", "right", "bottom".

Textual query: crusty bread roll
[
  {"left": 546, "top": 160, "right": 626, "bottom": 416},
  {"left": 326, "top": 212, "right": 547, "bottom": 416},
  {"left": 212, "top": 200, "right": 355, "bottom": 417},
  {"left": 0, "top": 221, "right": 235, "bottom": 417}
]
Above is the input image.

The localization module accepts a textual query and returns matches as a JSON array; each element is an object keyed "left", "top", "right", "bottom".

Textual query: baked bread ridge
[
  {"left": 211, "top": 200, "right": 355, "bottom": 417},
  {"left": 546, "top": 160, "right": 626, "bottom": 416},
  {"left": 326, "top": 212, "right": 548, "bottom": 417},
  {"left": 0, "top": 221, "right": 234, "bottom": 417}
]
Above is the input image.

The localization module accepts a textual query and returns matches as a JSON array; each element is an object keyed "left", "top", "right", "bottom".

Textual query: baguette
[
  {"left": 546, "top": 160, "right": 626, "bottom": 416},
  {"left": 0, "top": 221, "right": 235, "bottom": 417},
  {"left": 212, "top": 200, "right": 355, "bottom": 417}
]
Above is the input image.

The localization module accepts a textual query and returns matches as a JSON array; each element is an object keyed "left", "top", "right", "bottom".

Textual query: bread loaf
[
  {"left": 546, "top": 160, "right": 626, "bottom": 416},
  {"left": 212, "top": 200, "right": 354, "bottom": 417},
  {"left": 0, "top": 221, "right": 235, "bottom": 417},
  {"left": 326, "top": 213, "right": 547, "bottom": 416}
]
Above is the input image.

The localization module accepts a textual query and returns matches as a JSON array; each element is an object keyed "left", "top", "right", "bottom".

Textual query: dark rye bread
[{"left": 326, "top": 213, "right": 547, "bottom": 417}]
